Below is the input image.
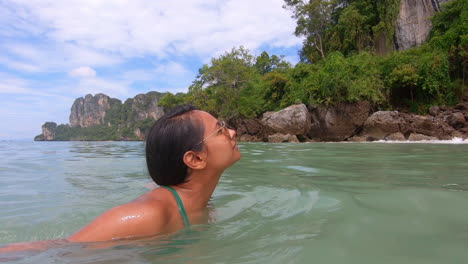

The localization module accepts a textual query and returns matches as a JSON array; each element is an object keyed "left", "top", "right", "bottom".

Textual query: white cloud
[
  {"left": 158, "top": 87, "right": 190, "bottom": 94},
  {"left": 5, "top": 43, "right": 44, "bottom": 59},
  {"left": 67, "top": 62, "right": 194, "bottom": 99},
  {"left": 0, "top": 83, "right": 29, "bottom": 94},
  {"left": 73, "top": 77, "right": 132, "bottom": 99},
  {"left": 121, "top": 62, "right": 193, "bottom": 83},
  {"left": 0, "top": 95, "right": 73, "bottom": 139},
  {"left": 152, "top": 61, "right": 195, "bottom": 89},
  {"left": 154, "top": 61, "right": 192, "bottom": 78},
  {"left": 6, "top": 0, "right": 300, "bottom": 60},
  {"left": 62, "top": 44, "right": 121, "bottom": 68},
  {"left": 1, "top": 41, "right": 120, "bottom": 73},
  {"left": 69, "top": 66, "right": 97, "bottom": 78},
  {"left": 0, "top": 76, "right": 33, "bottom": 94},
  {"left": 283, "top": 55, "right": 300, "bottom": 65},
  {"left": 0, "top": 56, "right": 42, "bottom": 72},
  {"left": 121, "top": 69, "right": 154, "bottom": 82},
  {"left": 0, "top": 1, "right": 43, "bottom": 37},
  {"left": 0, "top": 73, "right": 79, "bottom": 99}
]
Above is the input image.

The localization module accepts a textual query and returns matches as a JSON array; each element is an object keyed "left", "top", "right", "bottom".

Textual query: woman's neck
[{"left": 171, "top": 169, "right": 222, "bottom": 210}]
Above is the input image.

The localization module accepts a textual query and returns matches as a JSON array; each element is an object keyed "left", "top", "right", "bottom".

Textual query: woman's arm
[
  {"left": 0, "top": 200, "right": 169, "bottom": 256},
  {"left": 0, "top": 239, "right": 65, "bottom": 253},
  {"left": 0, "top": 201, "right": 167, "bottom": 254},
  {"left": 67, "top": 202, "right": 167, "bottom": 242}
]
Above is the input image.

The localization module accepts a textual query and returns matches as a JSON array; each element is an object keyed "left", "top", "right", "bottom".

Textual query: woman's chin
[{"left": 233, "top": 148, "right": 241, "bottom": 161}]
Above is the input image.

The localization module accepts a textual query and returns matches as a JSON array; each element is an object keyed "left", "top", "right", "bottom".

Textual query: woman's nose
[{"left": 229, "top": 128, "right": 236, "bottom": 139}]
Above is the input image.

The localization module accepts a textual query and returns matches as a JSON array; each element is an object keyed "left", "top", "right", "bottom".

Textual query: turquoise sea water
[{"left": 0, "top": 140, "right": 468, "bottom": 263}]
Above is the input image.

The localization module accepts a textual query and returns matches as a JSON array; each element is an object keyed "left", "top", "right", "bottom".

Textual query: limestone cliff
[
  {"left": 126, "top": 92, "right": 165, "bottom": 122},
  {"left": 394, "top": 0, "right": 451, "bottom": 50},
  {"left": 68, "top": 92, "right": 164, "bottom": 129},
  {"left": 34, "top": 122, "right": 57, "bottom": 141},
  {"left": 70, "top": 93, "right": 112, "bottom": 127}
]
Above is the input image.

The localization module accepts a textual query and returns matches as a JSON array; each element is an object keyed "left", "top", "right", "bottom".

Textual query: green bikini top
[{"left": 161, "top": 186, "right": 190, "bottom": 227}]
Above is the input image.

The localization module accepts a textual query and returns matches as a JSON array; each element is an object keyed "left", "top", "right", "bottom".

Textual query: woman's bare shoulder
[{"left": 67, "top": 197, "right": 170, "bottom": 242}]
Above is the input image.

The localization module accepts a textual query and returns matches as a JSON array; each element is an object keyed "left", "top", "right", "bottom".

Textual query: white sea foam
[
  {"left": 286, "top": 165, "right": 319, "bottom": 173},
  {"left": 324, "top": 137, "right": 468, "bottom": 144},
  {"left": 374, "top": 137, "right": 468, "bottom": 144}
]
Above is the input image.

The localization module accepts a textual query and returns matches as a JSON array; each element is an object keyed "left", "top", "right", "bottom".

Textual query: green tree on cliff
[
  {"left": 186, "top": 46, "right": 264, "bottom": 119},
  {"left": 284, "top": 0, "right": 338, "bottom": 62},
  {"left": 254, "top": 51, "right": 291, "bottom": 74},
  {"left": 158, "top": 92, "right": 187, "bottom": 110},
  {"left": 284, "top": 0, "right": 402, "bottom": 59},
  {"left": 429, "top": 0, "right": 467, "bottom": 98}
]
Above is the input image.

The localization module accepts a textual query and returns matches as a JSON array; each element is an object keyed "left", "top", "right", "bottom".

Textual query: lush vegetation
[
  {"left": 283, "top": 0, "right": 402, "bottom": 60},
  {"left": 36, "top": 118, "right": 157, "bottom": 141},
  {"left": 45, "top": 118, "right": 155, "bottom": 141},
  {"left": 159, "top": 0, "right": 466, "bottom": 119}
]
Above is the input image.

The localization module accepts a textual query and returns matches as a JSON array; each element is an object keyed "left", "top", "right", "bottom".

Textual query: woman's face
[{"left": 194, "top": 110, "right": 241, "bottom": 169}]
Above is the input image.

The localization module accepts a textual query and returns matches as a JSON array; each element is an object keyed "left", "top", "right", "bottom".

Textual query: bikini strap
[{"left": 161, "top": 186, "right": 190, "bottom": 227}]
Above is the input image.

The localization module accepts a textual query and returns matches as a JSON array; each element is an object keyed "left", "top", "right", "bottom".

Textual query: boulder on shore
[
  {"left": 385, "top": 132, "right": 406, "bottom": 141},
  {"left": 262, "top": 104, "right": 311, "bottom": 136},
  {"left": 347, "top": 135, "right": 368, "bottom": 142},
  {"left": 403, "top": 114, "right": 455, "bottom": 140},
  {"left": 361, "top": 111, "right": 408, "bottom": 140},
  {"left": 268, "top": 133, "right": 299, "bottom": 143},
  {"left": 240, "top": 100, "right": 466, "bottom": 142},
  {"left": 233, "top": 118, "right": 263, "bottom": 137},
  {"left": 308, "top": 101, "right": 371, "bottom": 141},
  {"left": 428, "top": 106, "right": 440, "bottom": 116},
  {"left": 358, "top": 110, "right": 464, "bottom": 141},
  {"left": 238, "top": 134, "right": 263, "bottom": 142},
  {"left": 445, "top": 112, "right": 465, "bottom": 129},
  {"left": 454, "top": 102, "right": 468, "bottom": 111},
  {"left": 408, "top": 133, "right": 438, "bottom": 141}
]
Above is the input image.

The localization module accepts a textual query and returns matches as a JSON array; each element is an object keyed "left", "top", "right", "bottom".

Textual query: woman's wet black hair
[{"left": 145, "top": 105, "right": 204, "bottom": 186}]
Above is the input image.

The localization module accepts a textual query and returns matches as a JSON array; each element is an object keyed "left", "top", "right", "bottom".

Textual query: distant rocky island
[
  {"left": 35, "top": 93, "right": 467, "bottom": 142},
  {"left": 35, "top": 92, "right": 165, "bottom": 141}
]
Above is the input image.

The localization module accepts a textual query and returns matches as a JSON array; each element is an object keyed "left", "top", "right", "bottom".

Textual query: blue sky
[{"left": 0, "top": 0, "right": 302, "bottom": 139}]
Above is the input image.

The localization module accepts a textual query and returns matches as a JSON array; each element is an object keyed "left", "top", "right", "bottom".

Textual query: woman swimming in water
[{"left": 1, "top": 105, "right": 240, "bottom": 251}]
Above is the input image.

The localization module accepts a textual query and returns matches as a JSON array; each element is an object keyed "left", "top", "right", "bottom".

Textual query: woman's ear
[{"left": 183, "top": 150, "right": 207, "bottom": 170}]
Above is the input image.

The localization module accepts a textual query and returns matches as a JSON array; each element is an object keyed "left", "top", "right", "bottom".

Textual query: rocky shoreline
[
  {"left": 233, "top": 100, "right": 468, "bottom": 143},
  {"left": 35, "top": 93, "right": 468, "bottom": 143}
]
